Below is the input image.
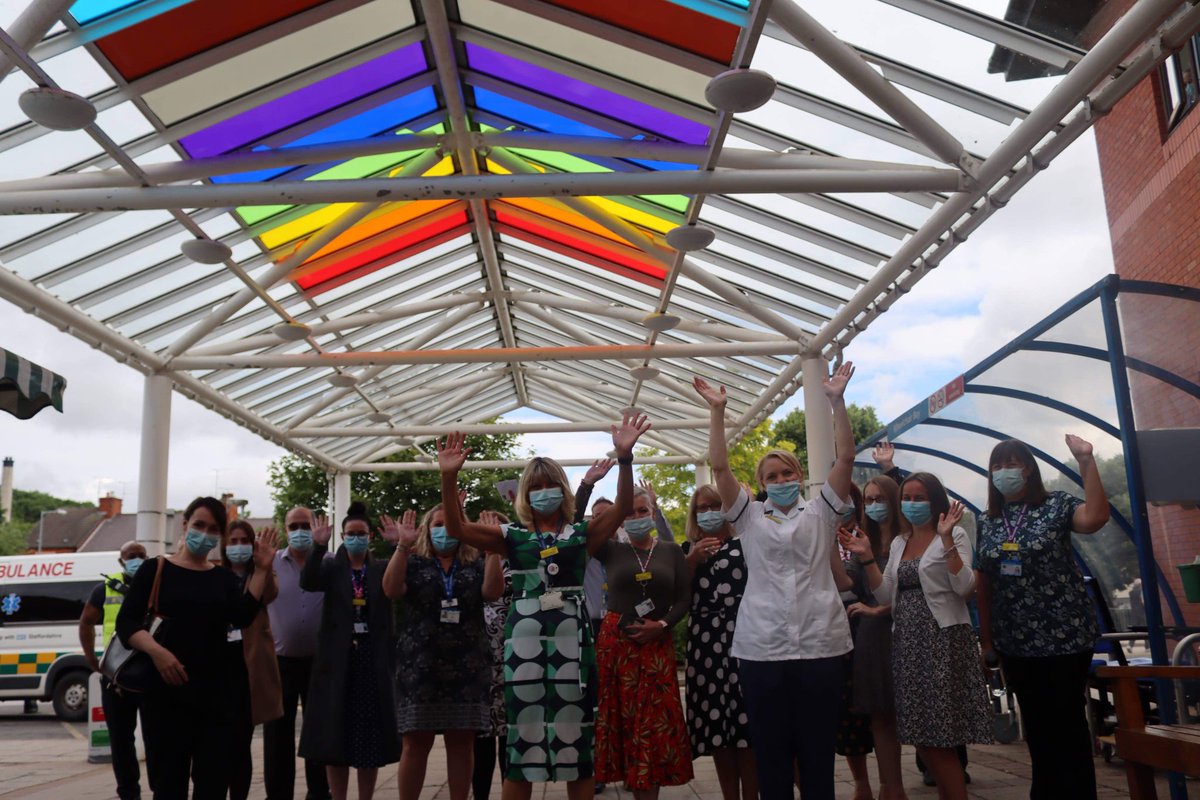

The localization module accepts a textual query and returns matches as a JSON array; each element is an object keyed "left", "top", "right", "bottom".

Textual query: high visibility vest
[{"left": 101, "top": 575, "right": 130, "bottom": 648}]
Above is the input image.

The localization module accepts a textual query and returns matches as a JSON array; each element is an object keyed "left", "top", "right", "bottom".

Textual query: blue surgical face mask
[
  {"left": 696, "top": 510, "right": 725, "bottom": 533},
  {"left": 185, "top": 529, "right": 219, "bottom": 556},
  {"left": 226, "top": 544, "right": 253, "bottom": 564},
  {"left": 343, "top": 534, "right": 369, "bottom": 556},
  {"left": 430, "top": 526, "right": 458, "bottom": 553},
  {"left": 864, "top": 502, "right": 889, "bottom": 523},
  {"left": 287, "top": 529, "right": 313, "bottom": 551},
  {"left": 992, "top": 467, "right": 1027, "bottom": 497},
  {"left": 840, "top": 505, "right": 857, "bottom": 522},
  {"left": 529, "top": 487, "right": 564, "bottom": 514},
  {"left": 624, "top": 516, "right": 655, "bottom": 539},
  {"left": 122, "top": 557, "right": 144, "bottom": 577},
  {"left": 765, "top": 481, "right": 801, "bottom": 507},
  {"left": 901, "top": 501, "right": 933, "bottom": 527}
]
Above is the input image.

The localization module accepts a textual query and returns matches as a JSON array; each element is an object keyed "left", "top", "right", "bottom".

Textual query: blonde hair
[
  {"left": 685, "top": 484, "right": 727, "bottom": 542},
  {"left": 413, "top": 503, "right": 481, "bottom": 563},
  {"left": 513, "top": 457, "right": 575, "bottom": 528},
  {"left": 755, "top": 449, "right": 804, "bottom": 489}
]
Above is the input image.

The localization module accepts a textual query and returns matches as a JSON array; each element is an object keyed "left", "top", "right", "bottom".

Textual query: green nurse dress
[{"left": 502, "top": 521, "right": 596, "bottom": 782}]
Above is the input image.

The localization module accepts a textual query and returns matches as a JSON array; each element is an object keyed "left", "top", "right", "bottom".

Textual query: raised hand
[
  {"left": 438, "top": 432, "right": 471, "bottom": 474},
  {"left": 638, "top": 480, "right": 658, "bottom": 508},
  {"left": 397, "top": 511, "right": 419, "bottom": 548},
  {"left": 937, "top": 500, "right": 964, "bottom": 540},
  {"left": 253, "top": 527, "right": 279, "bottom": 570},
  {"left": 378, "top": 514, "right": 401, "bottom": 545},
  {"left": 822, "top": 361, "right": 855, "bottom": 400},
  {"left": 458, "top": 488, "right": 468, "bottom": 510},
  {"left": 837, "top": 525, "right": 871, "bottom": 557},
  {"left": 312, "top": 514, "right": 333, "bottom": 547},
  {"left": 611, "top": 411, "right": 651, "bottom": 458},
  {"left": 693, "top": 377, "right": 727, "bottom": 410},
  {"left": 872, "top": 440, "right": 895, "bottom": 472},
  {"left": 583, "top": 458, "right": 615, "bottom": 486},
  {"left": 478, "top": 510, "right": 506, "bottom": 527},
  {"left": 687, "top": 536, "right": 722, "bottom": 566},
  {"left": 1065, "top": 434, "right": 1094, "bottom": 462}
]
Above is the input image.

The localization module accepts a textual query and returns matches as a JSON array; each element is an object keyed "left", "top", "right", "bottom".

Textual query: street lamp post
[{"left": 37, "top": 508, "right": 67, "bottom": 553}]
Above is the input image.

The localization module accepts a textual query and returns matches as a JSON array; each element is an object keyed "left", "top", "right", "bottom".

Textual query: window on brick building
[{"left": 1161, "top": 33, "right": 1200, "bottom": 132}]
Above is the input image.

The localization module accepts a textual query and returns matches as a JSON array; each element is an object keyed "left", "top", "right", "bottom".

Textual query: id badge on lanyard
[{"left": 1000, "top": 506, "right": 1027, "bottom": 577}]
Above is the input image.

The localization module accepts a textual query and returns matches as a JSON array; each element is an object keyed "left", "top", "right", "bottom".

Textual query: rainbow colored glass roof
[{"left": 0, "top": 0, "right": 1139, "bottom": 467}]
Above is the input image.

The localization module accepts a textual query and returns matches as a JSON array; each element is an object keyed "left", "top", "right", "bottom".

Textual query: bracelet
[
  {"left": 859, "top": 558, "right": 876, "bottom": 567},
  {"left": 617, "top": 455, "right": 633, "bottom": 465}
]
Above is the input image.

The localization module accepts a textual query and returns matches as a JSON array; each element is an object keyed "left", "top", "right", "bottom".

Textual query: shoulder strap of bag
[{"left": 147, "top": 556, "right": 166, "bottom": 619}]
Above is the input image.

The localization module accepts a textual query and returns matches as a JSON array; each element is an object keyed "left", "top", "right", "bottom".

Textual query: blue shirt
[
  {"left": 267, "top": 549, "right": 326, "bottom": 658},
  {"left": 977, "top": 491, "right": 1097, "bottom": 657}
]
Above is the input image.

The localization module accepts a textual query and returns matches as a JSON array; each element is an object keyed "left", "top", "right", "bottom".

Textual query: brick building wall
[{"left": 1087, "top": 0, "right": 1200, "bottom": 624}]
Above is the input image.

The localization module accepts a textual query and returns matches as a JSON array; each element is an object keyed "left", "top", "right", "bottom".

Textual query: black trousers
[
  {"left": 472, "top": 735, "right": 506, "bottom": 800},
  {"left": 1000, "top": 649, "right": 1097, "bottom": 800},
  {"left": 263, "top": 655, "right": 330, "bottom": 800},
  {"left": 102, "top": 678, "right": 149, "bottom": 800},
  {"left": 140, "top": 686, "right": 231, "bottom": 800},
  {"left": 229, "top": 707, "right": 253, "bottom": 800},
  {"left": 739, "top": 656, "right": 845, "bottom": 800}
]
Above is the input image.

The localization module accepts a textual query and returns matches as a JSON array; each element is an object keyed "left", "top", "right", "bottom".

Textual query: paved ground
[{"left": 0, "top": 702, "right": 1174, "bottom": 799}]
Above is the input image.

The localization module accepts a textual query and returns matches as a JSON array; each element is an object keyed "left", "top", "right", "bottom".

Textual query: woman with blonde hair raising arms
[
  {"left": 436, "top": 413, "right": 652, "bottom": 800},
  {"left": 694, "top": 363, "right": 859, "bottom": 800}
]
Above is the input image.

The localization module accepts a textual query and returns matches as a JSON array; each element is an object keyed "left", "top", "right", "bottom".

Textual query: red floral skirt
[{"left": 594, "top": 613, "right": 694, "bottom": 790}]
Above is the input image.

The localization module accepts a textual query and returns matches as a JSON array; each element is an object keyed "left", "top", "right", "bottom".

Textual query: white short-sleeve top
[{"left": 725, "top": 483, "right": 853, "bottom": 661}]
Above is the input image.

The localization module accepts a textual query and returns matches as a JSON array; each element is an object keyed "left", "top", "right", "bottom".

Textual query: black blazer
[{"left": 297, "top": 544, "right": 399, "bottom": 766}]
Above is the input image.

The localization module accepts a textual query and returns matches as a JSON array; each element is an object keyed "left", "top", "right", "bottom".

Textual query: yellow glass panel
[{"left": 307, "top": 200, "right": 458, "bottom": 261}]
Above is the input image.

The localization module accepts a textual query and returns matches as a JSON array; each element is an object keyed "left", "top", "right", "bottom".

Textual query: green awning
[{"left": 1, "top": 347, "right": 66, "bottom": 420}]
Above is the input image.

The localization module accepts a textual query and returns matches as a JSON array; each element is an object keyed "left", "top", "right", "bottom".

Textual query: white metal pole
[
  {"left": 345, "top": 456, "right": 697, "bottom": 472},
  {"left": 332, "top": 471, "right": 351, "bottom": 551},
  {"left": 136, "top": 374, "right": 172, "bottom": 556},
  {"left": 0, "top": 0, "right": 74, "bottom": 87},
  {"left": 801, "top": 357, "right": 835, "bottom": 499},
  {"left": 0, "top": 168, "right": 967, "bottom": 214},
  {"left": 292, "top": 418, "right": 712, "bottom": 438},
  {"left": 695, "top": 463, "right": 713, "bottom": 487}
]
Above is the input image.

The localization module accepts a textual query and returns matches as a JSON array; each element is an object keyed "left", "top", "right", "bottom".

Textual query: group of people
[{"left": 84, "top": 362, "right": 1113, "bottom": 800}]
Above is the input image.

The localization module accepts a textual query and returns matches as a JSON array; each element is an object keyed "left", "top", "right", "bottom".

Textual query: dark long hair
[
  {"left": 985, "top": 439, "right": 1047, "bottom": 517},
  {"left": 900, "top": 472, "right": 950, "bottom": 532}
]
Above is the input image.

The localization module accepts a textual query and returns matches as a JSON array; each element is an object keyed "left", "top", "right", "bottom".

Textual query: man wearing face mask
[
  {"left": 264, "top": 507, "right": 332, "bottom": 800},
  {"left": 79, "top": 541, "right": 151, "bottom": 800}
]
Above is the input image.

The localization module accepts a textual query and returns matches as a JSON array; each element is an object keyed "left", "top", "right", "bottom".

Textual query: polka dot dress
[{"left": 684, "top": 538, "right": 751, "bottom": 756}]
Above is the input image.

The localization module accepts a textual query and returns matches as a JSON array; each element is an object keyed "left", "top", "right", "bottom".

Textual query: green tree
[
  {"left": 773, "top": 403, "right": 884, "bottom": 470},
  {"left": 267, "top": 425, "right": 526, "bottom": 529},
  {"left": 637, "top": 419, "right": 795, "bottom": 538},
  {"left": 0, "top": 519, "right": 32, "bottom": 556},
  {"left": 9, "top": 488, "right": 89, "bottom": 524}
]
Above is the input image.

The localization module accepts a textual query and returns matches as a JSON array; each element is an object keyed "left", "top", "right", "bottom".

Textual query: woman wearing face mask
[
  {"left": 222, "top": 520, "right": 283, "bottom": 800},
  {"left": 436, "top": 413, "right": 652, "bottom": 800},
  {"left": 593, "top": 487, "right": 693, "bottom": 799},
  {"left": 383, "top": 506, "right": 503, "bottom": 800},
  {"left": 844, "top": 476, "right": 905, "bottom": 800},
  {"left": 682, "top": 484, "right": 755, "bottom": 800},
  {"left": 115, "top": 497, "right": 275, "bottom": 800},
  {"left": 975, "top": 437, "right": 1109, "bottom": 800},
  {"left": 300, "top": 502, "right": 400, "bottom": 800},
  {"left": 842, "top": 474, "right": 991, "bottom": 800},
  {"left": 694, "top": 363, "right": 858, "bottom": 800}
]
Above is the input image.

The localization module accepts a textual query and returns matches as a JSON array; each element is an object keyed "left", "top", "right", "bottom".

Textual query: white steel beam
[
  {"left": 768, "top": 0, "right": 969, "bottom": 169},
  {"left": 346, "top": 456, "right": 696, "bottom": 472},
  {"left": 293, "top": 419, "right": 712, "bottom": 438},
  {"left": 0, "top": 0, "right": 74, "bottom": 87},
  {"left": 172, "top": 340, "right": 801, "bottom": 370},
  {"left": 135, "top": 374, "right": 172, "bottom": 556},
  {"left": 0, "top": 167, "right": 967, "bottom": 214}
]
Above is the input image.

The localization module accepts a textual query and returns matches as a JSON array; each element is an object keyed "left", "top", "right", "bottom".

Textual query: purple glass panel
[
  {"left": 180, "top": 43, "right": 427, "bottom": 158},
  {"left": 465, "top": 43, "right": 709, "bottom": 145}
]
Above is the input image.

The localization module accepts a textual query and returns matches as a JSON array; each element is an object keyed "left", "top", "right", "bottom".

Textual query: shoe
[
  {"left": 922, "top": 771, "right": 936, "bottom": 787},
  {"left": 594, "top": 783, "right": 606, "bottom": 794}
]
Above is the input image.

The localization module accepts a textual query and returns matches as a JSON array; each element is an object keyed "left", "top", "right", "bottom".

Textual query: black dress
[
  {"left": 395, "top": 556, "right": 492, "bottom": 733},
  {"left": 683, "top": 538, "right": 751, "bottom": 756}
]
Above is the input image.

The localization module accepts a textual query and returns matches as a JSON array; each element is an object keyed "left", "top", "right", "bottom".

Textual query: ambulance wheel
[{"left": 52, "top": 670, "right": 89, "bottom": 722}]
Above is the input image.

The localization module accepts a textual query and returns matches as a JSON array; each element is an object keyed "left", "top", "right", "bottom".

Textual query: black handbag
[{"left": 99, "top": 557, "right": 167, "bottom": 693}]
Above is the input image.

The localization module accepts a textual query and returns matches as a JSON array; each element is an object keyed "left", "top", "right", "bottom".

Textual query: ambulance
[{"left": 0, "top": 551, "right": 123, "bottom": 721}]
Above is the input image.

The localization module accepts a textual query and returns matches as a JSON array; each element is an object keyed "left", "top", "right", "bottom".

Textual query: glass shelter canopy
[{"left": 0, "top": 0, "right": 1195, "bottom": 472}]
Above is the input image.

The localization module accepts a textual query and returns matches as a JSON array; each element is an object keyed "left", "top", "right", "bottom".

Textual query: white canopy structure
[{"left": 0, "top": 0, "right": 1197, "bottom": 547}]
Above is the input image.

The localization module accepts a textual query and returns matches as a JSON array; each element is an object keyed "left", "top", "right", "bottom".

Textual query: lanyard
[
  {"left": 629, "top": 539, "right": 656, "bottom": 593},
  {"left": 1002, "top": 504, "right": 1028, "bottom": 543},
  {"left": 350, "top": 566, "right": 368, "bottom": 618},
  {"left": 440, "top": 559, "right": 458, "bottom": 599},
  {"left": 532, "top": 522, "right": 565, "bottom": 553}
]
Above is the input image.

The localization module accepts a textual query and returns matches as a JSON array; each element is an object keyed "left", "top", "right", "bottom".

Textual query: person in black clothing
[
  {"left": 299, "top": 502, "right": 400, "bottom": 800},
  {"left": 116, "top": 497, "right": 275, "bottom": 800},
  {"left": 79, "top": 541, "right": 149, "bottom": 800}
]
